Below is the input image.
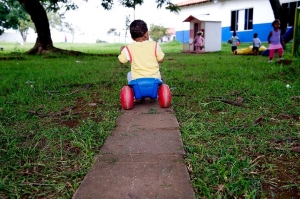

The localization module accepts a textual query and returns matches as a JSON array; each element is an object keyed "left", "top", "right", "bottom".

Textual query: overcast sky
[
  {"left": 61, "top": 0, "right": 183, "bottom": 43},
  {"left": 3, "top": 0, "right": 183, "bottom": 43}
]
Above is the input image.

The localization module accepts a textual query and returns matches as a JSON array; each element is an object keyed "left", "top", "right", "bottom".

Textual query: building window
[
  {"left": 245, "top": 8, "right": 253, "bottom": 30},
  {"left": 282, "top": 1, "right": 300, "bottom": 27},
  {"left": 231, "top": 11, "right": 238, "bottom": 31},
  {"left": 230, "top": 8, "right": 253, "bottom": 31}
]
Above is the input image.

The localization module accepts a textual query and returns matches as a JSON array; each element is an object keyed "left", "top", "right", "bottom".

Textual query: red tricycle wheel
[
  {"left": 158, "top": 84, "right": 172, "bottom": 108},
  {"left": 120, "top": 86, "right": 134, "bottom": 110}
]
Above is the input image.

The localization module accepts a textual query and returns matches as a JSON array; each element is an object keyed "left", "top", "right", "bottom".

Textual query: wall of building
[
  {"left": 0, "top": 28, "right": 71, "bottom": 43},
  {"left": 0, "top": 28, "right": 125, "bottom": 44},
  {"left": 175, "top": 0, "right": 297, "bottom": 43},
  {"left": 205, "top": 21, "right": 222, "bottom": 51}
]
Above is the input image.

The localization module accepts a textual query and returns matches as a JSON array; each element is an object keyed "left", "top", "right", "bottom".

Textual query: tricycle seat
[{"left": 128, "top": 78, "right": 162, "bottom": 100}]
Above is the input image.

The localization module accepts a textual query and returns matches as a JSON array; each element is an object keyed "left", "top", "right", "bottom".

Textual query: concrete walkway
[{"left": 73, "top": 100, "right": 196, "bottom": 199}]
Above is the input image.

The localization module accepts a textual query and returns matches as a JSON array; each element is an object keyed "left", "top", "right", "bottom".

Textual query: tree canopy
[
  {"left": 0, "top": 0, "right": 29, "bottom": 35},
  {"left": 149, "top": 24, "right": 167, "bottom": 42},
  {"left": 104, "top": 0, "right": 180, "bottom": 13}
]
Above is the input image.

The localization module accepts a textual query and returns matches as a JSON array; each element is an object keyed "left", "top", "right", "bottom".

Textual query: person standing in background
[
  {"left": 267, "top": 19, "right": 285, "bottom": 63},
  {"left": 190, "top": 31, "right": 204, "bottom": 54},
  {"left": 228, "top": 31, "right": 240, "bottom": 55},
  {"left": 252, "top": 33, "right": 261, "bottom": 55}
]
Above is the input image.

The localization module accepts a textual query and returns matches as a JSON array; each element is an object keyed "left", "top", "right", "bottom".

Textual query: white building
[
  {"left": 175, "top": 0, "right": 299, "bottom": 43},
  {"left": 0, "top": 28, "right": 73, "bottom": 43},
  {"left": 160, "top": 28, "right": 176, "bottom": 42}
]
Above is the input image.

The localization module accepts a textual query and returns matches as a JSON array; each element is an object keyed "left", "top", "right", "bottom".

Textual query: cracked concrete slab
[
  {"left": 100, "top": 129, "right": 185, "bottom": 155},
  {"left": 73, "top": 157, "right": 195, "bottom": 199}
]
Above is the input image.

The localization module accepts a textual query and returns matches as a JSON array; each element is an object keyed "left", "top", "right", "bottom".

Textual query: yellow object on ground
[{"left": 236, "top": 45, "right": 267, "bottom": 55}]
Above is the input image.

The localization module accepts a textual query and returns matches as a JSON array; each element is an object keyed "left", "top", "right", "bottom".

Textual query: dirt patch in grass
[
  {"left": 260, "top": 155, "right": 300, "bottom": 199},
  {"left": 276, "top": 59, "right": 293, "bottom": 65},
  {"left": 52, "top": 95, "right": 104, "bottom": 128},
  {"left": 63, "top": 140, "right": 82, "bottom": 155},
  {"left": 0, "top": 56, "right": 25, "bottom": 60},
  {"left": 60, "top": 119, "right": 80, "bottom": 128},
  {"left": 26, "top": 85, "right": 106, "bottom": 128}
]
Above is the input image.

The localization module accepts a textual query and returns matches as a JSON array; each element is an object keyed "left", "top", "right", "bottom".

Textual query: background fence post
[{"left": 292, "top": 7, "right": 300, "bottom": 57}]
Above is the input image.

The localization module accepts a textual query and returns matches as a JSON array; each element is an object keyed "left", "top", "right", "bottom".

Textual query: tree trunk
[
  {"left": 18, "top": 0, "right": 54, "bottom": 54},
  {"left": 19, "top": 29, "right": 28, "bottom": 43},
  {"left": 269, "top": 0, "right": 288, "bottom": 35},
  {"left": 269, "top": 0, "right": 281, "bottom": 19},
  {"left": 17, "top": 0, "right": 86, "bottom": 55}
]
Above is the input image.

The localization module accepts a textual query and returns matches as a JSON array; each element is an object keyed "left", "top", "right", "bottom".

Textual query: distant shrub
[
  {"left": 161, "top": 40, "right": 181, "bottom": 46},
  {"left": 96, "top": 39, "right": 107, "bottom": 43}
]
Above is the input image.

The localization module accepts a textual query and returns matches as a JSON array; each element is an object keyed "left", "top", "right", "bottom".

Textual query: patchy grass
[
  {"left": 0, "top": 53, "right": 123, "bottom": 198},
  {"left": 0, "top": 41, "right": 299, "bottom": 198},
  {"left": 0, "top": 40, "right": 182, "bottom": 55},
  {"left": 165, "top": 44, "right": 300, "bottom": 198}
]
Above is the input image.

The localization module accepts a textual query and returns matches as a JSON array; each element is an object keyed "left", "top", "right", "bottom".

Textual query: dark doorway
[{"left": 193, "top": 23, "right": 199, "bottom": 51}]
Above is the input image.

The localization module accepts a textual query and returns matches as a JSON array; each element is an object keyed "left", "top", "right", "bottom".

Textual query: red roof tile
[
  {"left": 176, "top": 0, "right": 210, "bottom": 7},
  {"left": 166, "top": 28, "right": 175, "bottom": 35}
]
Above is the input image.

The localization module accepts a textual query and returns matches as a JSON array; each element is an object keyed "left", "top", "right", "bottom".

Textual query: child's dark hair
[
  {"left": 233, "top": 31, "right": 237, "bottom": 36},
  {"left": 272, "top": 19, "right": 280, "bottom": 27},
  {"left": 130, "top": 20, "right": 148, "bottom": 39},
  {"left": 254, "top": 33, "right": 258, "bottom": 38}
]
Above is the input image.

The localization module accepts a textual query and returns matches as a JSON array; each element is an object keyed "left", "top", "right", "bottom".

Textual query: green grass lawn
[{"left": 0, "top": 41, "right": 299, "bottom": 198}]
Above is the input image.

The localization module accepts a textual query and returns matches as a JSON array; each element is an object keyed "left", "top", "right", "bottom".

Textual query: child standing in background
[
  {"left": 267, "top": 19, "right": 285, "bottom": 63},
  {"left": 190, "top": 31, "right": 204, "bottom": 54},
  {"left": 228, "top": 31, "right": 240, "bottom": 55},
  {"left": 252, "top": 33, "right": 261, "bottom": 55}
]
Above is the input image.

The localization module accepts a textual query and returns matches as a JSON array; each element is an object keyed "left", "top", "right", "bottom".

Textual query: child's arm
[
  {"left": 118, "top": 46, "right": 128, "bottom": 65},
  {"left": 190, "top": 37, "right": 196, "bottom": 45},
  {"left": 120, "top": 46, "right": 125, "bottom": 54},
  {"left": 155, "top": 43, "right": 165, "bottom": 63},
  {"left": 267, "top": 31, "right": 272, "bottom": 43},
  {"left": 158, "top": 58, "right": 164, "bottom": 63}
]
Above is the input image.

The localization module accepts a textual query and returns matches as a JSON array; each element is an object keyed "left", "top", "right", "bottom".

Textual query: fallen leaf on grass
[
  {"left": 254, "top": 116, "right": 263, "bottom": 124},
  {"left": 291, "top": 96, "right": 300, "bottom": 100},
  {"left": 220, "top": 99, "right": 243, "bottom": 107},
  {"left": 187, "top": 163, "right": 193, "bottom": 172},
  {"left": 229, "top": 89, "right": 249, "bottom": 96},
  {"left": 230, "top": 116, "right": 263, "bottom": 130},
  {"left": 221, "top": 96, "right": 244, "bottom": 107},
  {"left": 274, "top": 137, "right": 299, "bottom": 143},
  {"left": 274, "top": 146, "right": 300, "bottom": 153},
  {"left": 235, "top": 96, "right": 244, "bottom": 103},
  {"left": 44, "top": 84, "right": 89, "bottom": 96},
  {"left": 26, "top": 106, "right": 75, "bottom": 118},
  {"left": 280, "top": 113, "right": 293, "bottom": 119},
  {"left": 213, "top": 184, "right": 224, "bottom": 192},
  {"left": 279, "top": 113, "right": 300, "bottom": 121},
  {"left": 250, "top": 155, "right": 265, "bottom": 164}
]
